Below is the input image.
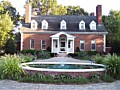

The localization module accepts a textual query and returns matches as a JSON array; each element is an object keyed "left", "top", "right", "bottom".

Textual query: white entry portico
[{"left": 50, "top": 32, "right": 75, "bottom": 54}]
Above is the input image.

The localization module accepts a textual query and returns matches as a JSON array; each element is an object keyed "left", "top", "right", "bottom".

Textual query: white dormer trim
[
  {"left": 31, "top": 19, "right": 38, "bottom": 29},
  {"left": 79, "top": 20, "right": 85, "bottom": 30},
  {"left": 42, "top": 20, "right": 48, "bottom": 29},
  {"left": 60, "top": 20, "right": 66, "bottom": 30},
  {"left": 90, "top": 21, "right": 96, "bottom": 30}
]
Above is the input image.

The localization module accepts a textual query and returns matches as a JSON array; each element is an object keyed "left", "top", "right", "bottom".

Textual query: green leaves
[
  {"left": 0, "top": 54, "right": 26, "bottom": 80},
  {"left": 0, "top": 12, "right": 13, "bottom": 48},
  {"left": 29, "top": 0, "right": 88, "bottom": 15}
]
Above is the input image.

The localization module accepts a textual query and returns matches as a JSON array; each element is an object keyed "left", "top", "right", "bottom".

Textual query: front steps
[{"left": 57, "top": 52, "right": 68, "bottom": 57}]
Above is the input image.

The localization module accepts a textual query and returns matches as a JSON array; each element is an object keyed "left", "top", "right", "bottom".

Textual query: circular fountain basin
[{"left": 21, "top": 62, "right": 106, "bottom": 77}]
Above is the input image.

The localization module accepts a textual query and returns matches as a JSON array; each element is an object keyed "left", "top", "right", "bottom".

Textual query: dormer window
[
  {"left": 90, "top": 21, "right": 96, "bottom": 30},
  {"left": 79, "top": 20, "right": 85, "bottom": 30},
  {"left": 60, "top": 20, "right": 66, "bottom": 30},
  {"left": 31, "top": 20, "right": 38, "bottom": 29},
  {"left": 42, "top": 20, "right": 48, "bottom": 29}
]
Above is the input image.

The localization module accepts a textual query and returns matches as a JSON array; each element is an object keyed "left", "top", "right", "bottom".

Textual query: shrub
[
  {"left": 68, "top": 53, "right": 78, "bottom": 57},
  {"left": 77, "top": 51, "right": 88, "bottom": 60},
  {"left": 104, "top": 54, "right": 120, "bottom": 79},
  {"left": 0, "top": 54, "right": 26, "bottom": 80},
  {"left": 87, "top": 51, "right": 98, "bottom": 56},
  {"left": 21, "top": 49, "right": 36, "bottom": 55},
  {"left": 49, "top": 53, "right": 57, "bottom": 57},
  {"left": 20, "top": 54, "right": 34, "bottom": 62},
  {"left": 102, "top": 74, "right": 114, "bottom": 82},
  {"left": 4, "top": 38, "right": 17, "bottom": 54},
  {"left": 92, "top": 54, "right": 104, "bottom": 64},
  {"left": 89, "top": 74, "right": 100, "bottom": 83},
  {"left": 46, "top": 46, "right": 51, "bottom": 52},
  {"left": 35, "top": 50, "right": 50, "bottom": 59},
  {"left": 75, "top": 47, "right": 80, "bottom": 52}
]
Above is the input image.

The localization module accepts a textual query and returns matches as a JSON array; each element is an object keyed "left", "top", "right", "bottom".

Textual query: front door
[{"left": 60, "top": 38, "right": 66, "bottom": 52}]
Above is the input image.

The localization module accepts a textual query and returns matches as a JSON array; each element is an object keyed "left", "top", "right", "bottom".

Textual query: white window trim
[
  {"left": 60, "top": 20, "right": 66, "bottom": 30},
  {"left": 80, "top": 40, "right": 85, "bottom": 51},
  {"left": 42, "top": 20, "right": 48, "bottom": 29},
  {"left": 91, "top": 40, "right": 96, "bottom": 51},
  {"left": 31, "top": 20, "right": 38, "bottom": 29},
  {"left": 89, "top": 21, "right": 96, "bottom": 30},
  {"left": 30, "top": 39, "right": 34, "bottom": 49},
  {"left": 79, "top": 20, "right": 85, "bottom": 30},
  {"left": 41, "top": 40, "right": 46, "bottom": 50}
]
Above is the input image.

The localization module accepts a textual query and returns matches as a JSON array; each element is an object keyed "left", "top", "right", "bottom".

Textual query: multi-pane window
[
  {"left": 90, "top": 21, "right": 96, "bottom": 30},
  {"left": 31, "top": 20, "right": 37, "bottom": 29},
  {"left": 68, "top": 40, "right": 71, "bottom": 48},
  {"left": 79, "top": 20, "right": 85, "bottom": 30},
  {"left": 60, "top": 20, "right": 66, "bottom": 29},
  {"left": 30, "top": 39, "right": 34, "bottom": 49},
  {"left": 91, "top": 40, "right": 96, "bottom": 51},
  {"left": 80, "top": 23, "right": 85, "bottom": 29},
  {"left": 41, "top": 40, "right": 46, "bottom": 50},
  {"left": 42, "top": 20, "right": 48, "bottom": 29},
  {"left": 32, "top": 22, "right": 35, "bottom": 28},
  {"left": 80, "top": 40, "right": 85, "bottom": 50}
]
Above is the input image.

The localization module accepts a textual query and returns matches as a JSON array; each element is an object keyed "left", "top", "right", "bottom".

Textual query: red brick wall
[
  {"left": 22, "top": 33, "right": 104, "bottom": 52},
  {"left": 74, "top": 34, "right": 104, "bottom": 52},
  {"left": 23, "top": 34, "right": 52, "bottom": 50}
]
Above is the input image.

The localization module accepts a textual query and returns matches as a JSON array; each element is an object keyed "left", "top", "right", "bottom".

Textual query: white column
[
  {"left": 66, "top": 38, "right": 68, "bottom": 54},
  {"left": 20, "top": 32, "right": 23, "bottom": 51},
  {"left": 103, "top": 34, "right": 106, "bottom": 52},
  {"left": 57, "top": 38, "right": 59, "bottom": 54},
  {"left": 51, "top": 38, "right": 53, "bottom": 53},
  {"left": 73, "top": 38, "right": 74, "bottom": 53}
]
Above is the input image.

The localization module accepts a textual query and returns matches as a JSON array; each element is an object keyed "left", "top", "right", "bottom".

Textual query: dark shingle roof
[{"left": 26, "top": 15, "right": 107, "bottom": 32}]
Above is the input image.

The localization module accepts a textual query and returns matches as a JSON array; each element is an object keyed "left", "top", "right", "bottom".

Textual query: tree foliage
[
  {"left": 0, "top": 12, "right": 13, "bottom": 49},
  {"left": 103, "top": 10, "right": 120, "bottom": 53},
  {"left": 28, "top": 0, "right": 88, "bottom": 15},
  {"left": 4, "top": 38, "right": 17, "bottom": 54},
  {"left": 0, "top": 1, "right": 20, "bottom": 24},
  {"left": 65, "top": 6, "right": 88, "bottom": 15}
]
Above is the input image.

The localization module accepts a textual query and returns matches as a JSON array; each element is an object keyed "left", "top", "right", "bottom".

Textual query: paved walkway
[
  {"left": 0, "top": 80, "right": 120, "bottom": 90},
  {"left": 34, "top": 57, "right": 92, "bottom": 63}
]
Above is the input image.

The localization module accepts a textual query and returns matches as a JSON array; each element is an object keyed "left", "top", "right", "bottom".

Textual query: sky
[{"left": 1, "top": 0, "right": 120, "bottom": 15}]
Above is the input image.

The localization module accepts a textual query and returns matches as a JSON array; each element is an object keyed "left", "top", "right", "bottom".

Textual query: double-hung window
[
  {"left": 30, "top": 39, "right": 34, "bottom": 49},
  {"left": 91, "top": 40, "right": 96, "bottom": 51},
  {"left": 41, "top": 40, "right": 46, "bottom": 50},
  {"left": 80, "top": 40, "right": 85, "bottom": 50}
]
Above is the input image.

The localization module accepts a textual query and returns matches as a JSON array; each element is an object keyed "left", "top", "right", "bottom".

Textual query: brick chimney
[
  {"left": 96, "top": 5, "right": 102, "bottom": 24},
  {"left": 90, "top": 12, "right": 94, "bottom": 16},
  {"left": 25, "top": 3, "right": 31, "bottom": 23}
]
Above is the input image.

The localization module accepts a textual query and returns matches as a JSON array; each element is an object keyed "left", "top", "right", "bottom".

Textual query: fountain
[{"left": 21, "top": 59, "right": 106, "bottom": 78}]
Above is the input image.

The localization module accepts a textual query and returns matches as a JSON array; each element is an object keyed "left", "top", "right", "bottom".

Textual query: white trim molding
[
  {"left": 103, "top": 34, "right": 106, "bottom": 52},
  {"left": 20, "top": 32, "right": 23, "bottom": 51}
]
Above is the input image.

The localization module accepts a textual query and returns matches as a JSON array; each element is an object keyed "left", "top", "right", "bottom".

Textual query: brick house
[{"left": 20, "top": 3, "right": 108, "bottom": 54}]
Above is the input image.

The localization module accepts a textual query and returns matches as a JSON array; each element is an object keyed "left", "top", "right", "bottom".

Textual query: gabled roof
[
  {"left": 50, "top": 31, "right": 75, "bottom": 38},
  {"left": 23, "top": 15, "right": 107, "bottom": 33}
]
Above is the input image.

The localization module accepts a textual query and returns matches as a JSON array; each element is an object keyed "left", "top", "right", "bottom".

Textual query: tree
[
  {"left": 0, "top": 1, "right": 20, "bottom": 24},
  {"left": 28, "top": 0, "right": 88, "bottom": 15},
  {"left": 4, "top": 38, "right": 17, "bottom": 54},
  {"left": 103, "top": 10, "right": 120, "bottom": 54},
  {"left": 0, "top": 12, "right": 13, "bottom": 49},
  {"left": 29, "top": 0, "right": 58, "bottom": 15},
  {"left": 55, "top": 5, "right": 67, "bottom": 15},
  {"left": 65, "top": 6, "right": 88, "bottom": 15}
]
